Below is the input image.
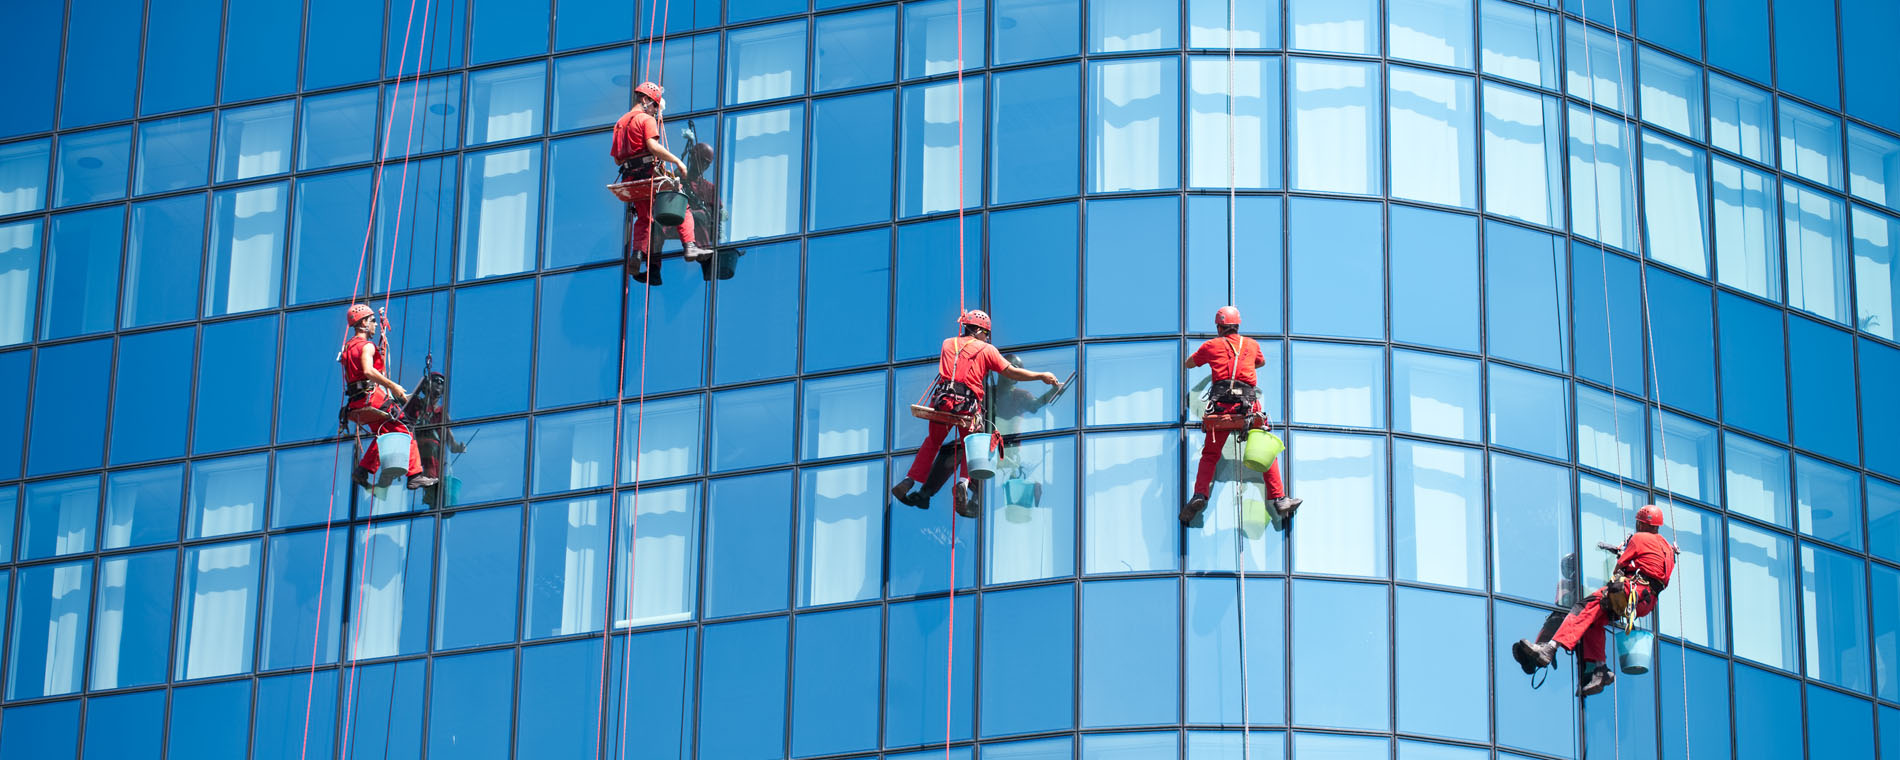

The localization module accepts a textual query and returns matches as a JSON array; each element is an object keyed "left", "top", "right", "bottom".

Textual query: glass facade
[{"left": 0, "top": 0, "right": 1898, "bottom": 757}]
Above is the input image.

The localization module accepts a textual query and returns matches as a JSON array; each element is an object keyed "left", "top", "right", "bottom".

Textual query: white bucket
[{"left": 375, "top": 432, "right": 412, "bottom": 486}]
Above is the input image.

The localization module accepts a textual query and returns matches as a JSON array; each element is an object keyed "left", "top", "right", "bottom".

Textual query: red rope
[
  {"left": 298, "top": 0, "right": 428, "bottom": 755},
  {"left": 944, "top": 0, "right": 968, "bottom": 755}
]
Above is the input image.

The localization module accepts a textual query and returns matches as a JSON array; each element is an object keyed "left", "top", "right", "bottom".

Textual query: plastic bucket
[
  {"left": 1242, "top": 429, "right": 1285, "bottom": 472},
  {"left": 715, "top": 248, "right": 738, "bottom": 279},
  {"left": 652, "top": 191, "right": 690, "bottom": 226},
  {"left": 963, "top": 434, "right": 998, "bottom": 480},
  {"left": 375, "top": 432, "right": 412, "bottom": 486},
  {"left": 1003, "top": 477, "right": 1038, "bottom": 509},
  {"left": 1617, "top": 628, "right": 1654, "bottom": 675},
  {"left": 1242, "top": 496, "right": 1271, "bottom": 536}
]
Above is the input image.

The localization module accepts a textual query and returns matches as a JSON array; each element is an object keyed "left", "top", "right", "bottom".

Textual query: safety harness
[{"left": 1204, "top": 334, "right": 1259, "bottom": 415}]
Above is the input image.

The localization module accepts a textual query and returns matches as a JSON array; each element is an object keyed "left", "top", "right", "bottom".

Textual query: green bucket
[
  {"left": 652, "top": 190, "right": 690, "bottom": 226},
  {"left": 1241, "top": 496, "right": 1271, "bottom": 536},
  {"left": 1242, "top": 429, "right": 1284, "bottom": 472}
]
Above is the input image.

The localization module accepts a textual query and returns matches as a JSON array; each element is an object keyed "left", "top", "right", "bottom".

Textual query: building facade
[{"left": 1, "top": 0, "right": 1899, "bottom": 757}]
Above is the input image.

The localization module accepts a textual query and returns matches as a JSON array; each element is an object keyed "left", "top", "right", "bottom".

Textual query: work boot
[
  {"left": 1579, "top": 661, "right": 1616, "bottom": 697},
  {"left": 684, "top": 241, "right": 714, "bottom": 262},
  {"left": 1179, "top": 494, "right": 1209, "bottom": 526},
  {"left": 1511, "top": 639, "right": 1557, "bottom": 674},
  {"left": 891, "top": 478, "right": 928, "bottom": 509},
  {"left": 953, "top": 480, "right": 979, "bottom": 519},
  {"left": 406, "top": 474, "right": 439, "bottom": 490},
  {"left": 351, "top": 467, "right": 373, "bottom": 490},
  {"left": 1273, "top": 497, "right": 1303, "bottom": 522}
]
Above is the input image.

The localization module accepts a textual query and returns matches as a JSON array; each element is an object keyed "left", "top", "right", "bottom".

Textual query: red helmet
[
  {"left": 346, "top": 304, "right": 374, "bottom": 326},
  {"left": 1635, "top": 504, "right": 1665, "bottom": 527},
  {"left": 635, "top": 82, "right": 665, "bottom": 107},
  {"left": 958, "top": 310, "right": 992, "bottom": 331},
  {"left": 1215, "top": 306, "right": 1242, "bottom": 327}
]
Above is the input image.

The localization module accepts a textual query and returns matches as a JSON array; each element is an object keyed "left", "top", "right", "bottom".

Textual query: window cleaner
[
  {"left": 1512, "top": 504, "right": 1677, "bottom": 697},
  {"left": 894, "top": 310, "right": 1060, "bottom": 518},
  {"left": 1182, "top": 306, "right": 1300, "bottom": 526},
  {"left": 402, "top": 370, "right": 464, "bottom": 507},
  {"left": 610, "top": 82, "right": 712, "bottom": 283},
  {"left": 337, "top": 304, "right": 435, "bottom": 490},
  {"left": 911, "top": 354, "right": 1072, "bottom": 511}
]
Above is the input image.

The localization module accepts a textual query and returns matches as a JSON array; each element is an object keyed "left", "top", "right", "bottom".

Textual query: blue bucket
[
  {"left": 1002, "top": 477, "right": 1038, "bottom": 508},
  {"left": 963, "top": 434, "right": 997, "bottom": 480},
  {"left": 375, "top": 432, "right": 412, "bottom": 486},
  {"left": 1616, "top": 628, "right": 1654, "bottom": 675}
]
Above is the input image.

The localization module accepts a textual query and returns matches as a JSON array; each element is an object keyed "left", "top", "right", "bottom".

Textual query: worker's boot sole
[
  {"left": 1511, "top": 639, "right": 1555, "bottom": 674},
  {"left": 953, "top": 485, "right": 980, "bottom": 518},
  {"left": 1579, "top": 664, "right": 1616, "bottom": 697},
  {"left": 1179, "top": 494, "right": 1209, "bottom": 526},
  {"left": 891, "top": 480, "right": 928, "bottom": 510},
  {"left": 1274, "top": 497, "right": 1303, "bottom": 522}
]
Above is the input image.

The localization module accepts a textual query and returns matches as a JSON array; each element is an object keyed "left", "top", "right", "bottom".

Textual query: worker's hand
[
  {"left": 1039, "top": 372, "right": 1060, "bottom": 385},
  {"left": 394, "top": 386, "right": 410, "bottom": 403},
  {"left": 1596, "top": 541, "right": 1622, "bottom": 553}
]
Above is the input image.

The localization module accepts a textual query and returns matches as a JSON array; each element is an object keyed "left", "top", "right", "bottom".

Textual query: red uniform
[
  {"left": 906, "top": 337, "right": 1011, "bottom": 483},
  {"left": 1552, "top": 531, "right": 1677, "bottom": 663},
  {"left": 611, "top": 109, "right": 697, "bottom": 256},
  {"left": 340, "top": 337, "right": 421, "bottom": 479},
  {"left": 1188, "top": 334, "right": 1284, "bottom": 499}
]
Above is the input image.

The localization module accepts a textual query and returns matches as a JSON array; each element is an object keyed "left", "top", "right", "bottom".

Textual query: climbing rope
[
  {"left": 1223, "top": 1, "right": 1251, "bottom": 756},
  {"left": 298, "top": 0, "right": 432, "bottom": 754},
  {"left": 944, "top": 0, "right": 970, "bottom": 756}
]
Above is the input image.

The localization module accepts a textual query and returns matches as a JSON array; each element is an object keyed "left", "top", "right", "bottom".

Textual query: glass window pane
[
  {"left": 135, "top": 114, "right": 212, "bottom": 196},
  {"left": 260, "top": 527, "right": 345, "bottom": 670},
  {"left": 1188, "top": 0, "right": 1280, "bottom": 48},
  {"left": 301, "top": 87, "right": 379, "bottom": 170},
  {"left": 206, "top": 182, "right": 287, "bottom": 315},
  {"left": 1090, "top": 0, "right": 1179, "bottom": 53},
  {"left": 428, "top": 650, "right": 514, "bottom": 760},
  {"left": 1798, "top": 454, "right": 1862, "bottom": 549},
  {"left": 1078, "top": 341, "right": 1175, "bottom": 426},
  {"left": 192, "top": 319, "right": 277, "bottom": 455},
  {"left": 82, "top": 691, "right": 165, "bottom": 760},
  {"left": 1652, "top": 410, "right": 1718, "bottom": 504},
  {"left": 1081, "top": 579, "right": 1178, "bottom": 727},
  {"left": 802, "top": 372, "right": 884, "bottom": 462},
  {"left": 467, "top": 62, "right": 545, "bottom": 145},
  {"left": 1488, "top": 365, "right": 1568, "bottom": 459},
  {"left": 187, "top": 454, "right": 266, "bottom": 539},
  {"left": 1710, "top": 73, "right": 1775, "bottom": 164},
  {"left": 42, "top": 207, "right": 123, "bottom": 340},
  {"left": 524, "top": 496, "right": 607, "bottom": 639},
  {"left": 0, "top": 220, "right": 39, "bottom": 346},
  {"left": 1574, "top": 244, "right": 1644, "bottom": 390},
  {"left": 804, "top": 229, "right": 891, "bottom": 370},
  {"left": 22, "top": 476, "right": 97, "bottom": 560},
  {"left": 1568, "top": 105, "right": 1639, "bottom": 251},
  {"left": 713, "top": 242, "right": 797, "bottom": 384},
  {"left": 996, "top": 0, "right": 1080, "bottom": 63},
  {"left": 1389, "top": 67, "right": 1475, "bottom": 207},
  {"left": 0, "top": 138, "right": 50, "bottom": 216},
  {"left": 1189, "top": 56, "right": 1281, "bottom": 191},
  {"left": 885, "top": 595, "right": 978, "bottom": 743},
  {"left": 1089, "top": 57, "right": 1181, "bottom": 192},
  {"left": 1727, "top": 435, "right": 1790, "bottom": 528},
  {"left": 1290, "top": 0, "right": 1376, "bottom": 53},
  {"left": 535, "top": 267, "right": 617, "bottom": 408},
  {"left": 1639, "top": 47, "right": 1704, "bottom": 139},
  {"left": 1187, "top": 196, "right": 1283, "bottom": 339},
  {"left": 792, "top": 607, "right": 880, "bottom": 755},
  {"left": 1713, "top": 157, "right": 1782, "bottom": 300},
  {"left": 267, "top": 444, "right": 353, "bottom": 530},
  {"left": 699, "top": 615, "right": 786, "bottom": 760},
  {"left": 1395, "top": 441, "right": 1484, "bottom": 589},
  {"left": 1390, "top": 0, "right": 1472, "bottom": 67},
  {"left": 541, "top": 134, "right": 620, "bottom": 267},
  {"left": 728, "top": 20, "right": 806, "bottom": 105},
  {"left": 216, "top": 101, "right": 293, "bottom": 182},
  {"left": 434, "top": 505, "right": 521, "bottom": 650},
  {"left": 985, "top": 435, "right": 1078, "bottom": 583},
  {"left": 1290, "top": 432, "right": 1388, "bottom": 578},
  {"left": 899, "top": 78, "right": 983, "bottom": 218},
  {"left": 814, "top": 7, "right": 894, "bottom": 92},
  {"left": 1576, "top": 385, "right": 1645, "bottom": 480},
  {"left": 123, "top": 196, "right": 205, "bottom": 328},
  {"left": 798, "top": 462, "right": 883, "bottom": 606},
  {"left": 1481, "top": 83, "right": 1564, "bottom": 227},
  {"left": 722, "top": 104, "right": 805, "bottom": 242},
  {"left": 56, "top": 126, "right": 131, "bottom": 207},
  {"left": 288, "top": 169, "right": 371, "bottom": 306},
  {"left": 1491, "top": 453, "right": 1572, "bottom": 603},
  {"left": 1184, "top": 579, "right": 1284, "bottom": 729},
  {"left": 1784, "top": 182, "right": 1853, "bottom": 324},
  {"left": 1293, "top": 579, "right": 1390, "bottom": 731},
  {"left": 458, "top": 144, "right": 542, "bottom": 280},
  {"left": 710, "top": 383, "right": 794, "bottom": 472},
  {"left": 8, "top": 560, "right": 92, "bottom": 699},
  {"left": 1854, "top": 206, "right": 1900, "bottom": 341},
  {"left": 1390, "top": 208, "right": 1477, "bottom": 351},
  {"left": 1848, "top": 126, "right": 1900, "bottom": 210},
  {"left": 996, "top": 64, "right": 1083, "bottom": 202},
  {"left": 614, "top": 395, "right": 702, "bottom": 486},
  {"left": 550, "top": 50, "right": 629, "bottom": 133},
  {"left": 1651, "top": 503, "right": 1727, "bottom": 650},
  {"left": 532, "top": 407, "right": 614, "bottom": 496},
  {"left": 1291, "top": 342, "right": 1384, "bottom": 428},
  {"left": 1732, "top": 664, "right": 1802, "bottom": 756},
  {"left": 706, "top": 472, "right": 791, "bottom": 617},
  {"left": 1397, "top": 589, "right": 1485, "bottom": 740},
  {"left": 1393, "top": 350, "right": 1479, "bottom": 441},
  {"left": 1480, "top": 0, "right": 1559, "bottom": 90},
  {"left": 983, "top": 586, "right": 1075, "bottom": 738},
  {"left": 372, "top": 155, "right": 458, "bottom": 293},
  {"left": 1291, "top": 59, "right": 1380, "bottom": 194},
  {"left": 1495, "top": 602, "right": 1579, "bottom": 756},
  {"left": 104, "top": 465, "right": 183, "bottom": 549},
  {"left": 1290, "top": 197, "right": 1382, "bottom": 338},
  {"left": 1085, "top": 197, "right": 1179, "bottom": 335},
  {"left": 255, "top": 670, "right": 337, "bottom": 760},
  {"left": 1485, "top": 220, "right": 1568, "bottom": 370},
  {"left": 175, "top": 539, "right": 261, "bottom": 680},
  {"left": 1564, "top": 19, "right": 1632, "bottom": 111},
  {"left": 1780, "top": 98, "right": 1845, "bottom": 190},
  {"left": 26, "top": 340, "right": 111, "bottom": 476},
  {"left": 1868, "top": 477, "right": 1900, "bottom": 564},
  {"left": 811, "top": 91, "right": 896, "bottom": 229},
  {"left": 1084, "top": 430, "right": 1180, "bottom": 574},
  {"left": 1719, "top": 292, "right": 1790, "bottom": 440},
  {"left": 1642, "top": 134, "right": 1711, "bottom": 276},
  {"left": 383, "top": 75, "right": 462, "bottom": 156},
  {"left": 469, "top": 0, "right": 548, "bottom": 63},
  {"left": 347, "top": 517, "right": 434, "bottom": 659},
  {"left": 614, "top": 483, "right": 699, "bottom": 628},
  {"left": 1731, "top": 522, "right": 1798, "bottom": 671},
  {"left": 1803, "top": 544, "right": 1871, "bottom": 692},
  {"left": 165, "top": 681, "right": 247, "bottom": 760}
]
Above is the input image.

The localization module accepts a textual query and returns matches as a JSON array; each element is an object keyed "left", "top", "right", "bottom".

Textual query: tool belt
[
  {"left": 1205, "top": 379, "right": 1258, "bottom": 412},
  {"left": 1603, "top": 569, "right": 1663, "bottom": 628},
  {"left": 337, "top": 382, "right": 403, "bottom": 432},
  {"left": 618, "top": 155, "right": 658, "bottom": 181},
  {"left": 928, "top": 380, "right": 981, "bottom": 418}
]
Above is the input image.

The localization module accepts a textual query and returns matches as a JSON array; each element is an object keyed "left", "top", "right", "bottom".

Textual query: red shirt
[
  {"left": 1617, "top": 531, "right": 1676, "bottom": 586},
  {"left": 938, "top": 337, "right": 1010, "bottom": 401},
  {"left": 1190, "top": 334, "right": 1263, "bottom": 386},
  {"left": 610, "top": 109, "right": 660, "bottom": 164},
  {"left": 339, "top": 336, "right": 384, "bottom": 384}
]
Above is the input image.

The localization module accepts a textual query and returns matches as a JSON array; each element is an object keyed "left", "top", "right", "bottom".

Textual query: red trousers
[
  {"left": 1552, "top": 580, "right": 1657, "bottom": 663},
  {"left": 1192, "top": 401, "right": 1285, "bottom": 499},
  {"left": 908, "top": 420, "right": 978, "bottom": 483},
  {"left": 628, "top": 187, "right": 696, "bottom": 256},
  {"left": 347, "top": 399, "right": 422, "bottom": 477}
]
